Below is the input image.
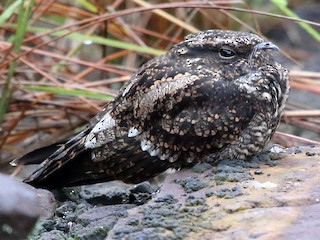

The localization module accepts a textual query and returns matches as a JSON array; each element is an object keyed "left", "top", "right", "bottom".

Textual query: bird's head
[{"left": 170, "top": 29, "right": 281, "bottom": 80}]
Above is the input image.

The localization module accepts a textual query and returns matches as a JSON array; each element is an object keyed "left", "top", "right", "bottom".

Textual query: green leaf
[
  {"left": 0, "top": 0, "right": 35, "bottom": 122},
  {"left": 270, "top": 0, "right": 287, "bottom": 7},
  {"left": 75, "top": 0, "right": 98, "bottom": 13},
  {"left": 0, "top": 0, "right": 22, "bottom": 26},
  {"left": 4, "top": 23, "right": 166, "bottom": 56},
  {"left": 25, "top": 85, "right": 115, "bottom": 101},
  {"left": 68, "top": 32, "right": 166, "bottom": 56},
  {"left": 270, "top": 0, "right": 320, "bottom": 42}
]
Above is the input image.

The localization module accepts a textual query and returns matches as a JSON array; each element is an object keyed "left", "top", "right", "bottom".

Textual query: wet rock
[
  {"left": 31, "top": 203, "right": 135, "bottom": 239},
  {"left": 37, "top": 230, "right": 66, "bottom": 240},
  {"left": 71, "top": 216, "right": 117, "bottom": 240},
  {"left": 214, "top": 163, "right": 253, "bottom": 183},
  {"left": 108, "top": 192, "right": 213, "bottom": 239},
  {"left": 205, "top": 190, "right": 214, "bottom": 197},
  {"left": 55, "top": 201, "right": 77, "bottom": 218},
  {"left": 72, "top": 204, "right": 135, "bottom": 239},
  {"left": 0, "top": 173, "right": 39, "bottom": 240},
  {"left": 267, "top": 145, "right": 289, "bottom": 160},
  {"left": 78, "top": 183, "right": 131, "bottom": 205},
  {"left": 112, "top": 227, "right": 164, "bottom": 240},
  {"left": 192, "top": 162, "right": 212, "bottom": 173},
  {"left": 58, "top": 187, "right": 82, "bottom": 203},
  {"left": 130, "top": 181, "right": 154, "bottom": 195},
  {"left": 174, "top": 176, "right": 207, "bottom": 193},
  {"left": 129, "top": 181, "right": 156, "bottom": 205},
  {"left": 60, "top": 181, "right": 156, "bottom": 207},
  {"left": 77, "top": 204, "right": 133, "bottom": 224},
  {"left": 41, "top": 220, "right": 55, "bottom": 231},
  {"left": 185, "top": 196, "right": 206, "bottom": 206},
  {"left": 54, "top": 218, "right": 69, "bottom": 232},
  {"left": 154, "top": 194, "right": 178, "bottom": 204},
  {"left": 214, "top": 186, "right": 245, "bottom": 199}
]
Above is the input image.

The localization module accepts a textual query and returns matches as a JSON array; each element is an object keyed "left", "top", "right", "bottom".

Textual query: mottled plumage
[{"left": 13, "top": 30, "right": 289, "bottom": 188}]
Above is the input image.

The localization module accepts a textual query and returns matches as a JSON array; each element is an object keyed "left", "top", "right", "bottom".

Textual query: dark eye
[{"left": 219, "top": 48, "right": 236, "bottom": 59}]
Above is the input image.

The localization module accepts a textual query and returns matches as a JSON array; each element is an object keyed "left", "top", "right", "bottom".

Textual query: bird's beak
[{"left": 255, "top": 42, "right": 279, "bottom": 51}]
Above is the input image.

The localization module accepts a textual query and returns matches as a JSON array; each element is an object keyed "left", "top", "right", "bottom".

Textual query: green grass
[{"left": 0, "top": 0, "right": 35, "bottom": 122}]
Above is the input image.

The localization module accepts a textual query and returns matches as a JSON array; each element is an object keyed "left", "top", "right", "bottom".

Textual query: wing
[
  {"left": 86, "top": 55, "right": 255, "bottom": 166},
  {"left": 125, "top": 74, "right": 255, "bottom": 164}
]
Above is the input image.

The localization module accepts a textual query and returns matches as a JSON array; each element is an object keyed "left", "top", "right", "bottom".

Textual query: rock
[
  {"left": 77, "top": 204, "right": 133, "bottom": 224},
  {"left": 70, "top": 204, "right": 135, "bottom": 239},
  {"left": 129, "top": 181, "right": 156, "bottom": 205},
  {"left": 37, "top": 230, "right": 66, "bottom": 240},
  {"left": 55, "top": 201, "right": 77, "bottom": 218},
  {"left": 0, "top": 173, "right": 39, "bottom": 240},
  {"left": 36, "top": 189, "right": 56, "bottom": 219},
  {"left": 174, "top": 176, "right": 207, "bottom": 193},
  {"left": 77, "top": 182, "right": 131, "bottom": 205},
  {"left": 62, "top": 181, "right": 156, "bottom": 206},
  {"left": 30, "top": 201, "right": 136, "bottom": 239},
  {"left": 107, "top": 146, "right": 320, "bottom": 239},
  {"left": 192, "top": 162, "right": 212, "bottom": 173},
  {"left": 30, "top": 146, "right": 320, "bottom": 240}
]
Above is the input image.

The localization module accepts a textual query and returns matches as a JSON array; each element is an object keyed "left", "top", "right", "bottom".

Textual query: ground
[{"left": 20, "top": 145, "right": 320, "bottom": 240}]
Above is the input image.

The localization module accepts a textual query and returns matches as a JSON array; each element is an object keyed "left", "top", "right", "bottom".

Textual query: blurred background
[{"left": 0, "top": 0, "right": 319, "bottom": 174}]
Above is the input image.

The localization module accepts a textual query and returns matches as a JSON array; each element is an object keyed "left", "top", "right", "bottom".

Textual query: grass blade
[
  {"left": 0, "top": 0, "right": 22, "bottom": 26},
  {"left": 271, "top": 0, "right": 320, "bottom": 42},
  {"left": 25, "top": 85, "right": 115, "bottom": 101},
  {"left": 0, "top": 0, "right": 35, "bottom": 122}
]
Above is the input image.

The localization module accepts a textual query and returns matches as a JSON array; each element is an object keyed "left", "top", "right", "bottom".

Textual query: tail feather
[
  {"left": 23, "top": 150, "right": 117, "bottom": 188},
  {"left": 14, "top": 131, "right": 97, "bottom": 188},
  {"left": 11, "top": 143, "right": 63, "bottom": 166},
  {"left": 24, "top": 138, "right": 87, "bottom": 185},
  {"left": 13, "top": 131, "right": 174, "bottom": 189}
]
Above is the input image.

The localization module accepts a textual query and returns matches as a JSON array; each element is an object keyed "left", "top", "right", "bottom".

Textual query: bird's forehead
[{"left": 184, "top": 30, "right": 264, "bottom": 51}]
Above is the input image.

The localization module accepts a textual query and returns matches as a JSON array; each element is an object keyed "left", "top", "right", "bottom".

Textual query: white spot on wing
[
  {"left": 91, "top": 112, "right": 116, "bottom": 134},
  {"left": 148, "top": 148, "right": 161, "bottom": 157},
  {"left": 84, "top": 133, "right": 96, "bottom": 149},
  {"left": 140, "top": 139, "right": 152, "bottom": 151},
  {"left": 85, "top": 112, "right": 116, "bottom": 149},
  {"left": 159, "top": 153, "right": 169, "bottom": 161},
  {"left": 128, "top": 127, "right": 140, "bottom": 138}
]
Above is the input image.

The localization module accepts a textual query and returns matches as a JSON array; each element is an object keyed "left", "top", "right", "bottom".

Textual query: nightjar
[{"left": 13, "top": 30, "right": 290, "bottom": 188}]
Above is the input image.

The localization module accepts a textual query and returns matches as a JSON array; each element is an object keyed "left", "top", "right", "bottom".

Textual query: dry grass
[{"left": 0, "top": 0, "right": 319, "bottom": 171}]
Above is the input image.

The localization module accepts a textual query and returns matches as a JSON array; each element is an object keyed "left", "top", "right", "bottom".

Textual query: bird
[{"left": 13, "top": 30, "right": 290, "bottom": 189}]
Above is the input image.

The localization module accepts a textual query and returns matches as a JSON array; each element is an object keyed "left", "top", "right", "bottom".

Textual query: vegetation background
[{"left": 0, "top": 0, "right": 319, "bottom": 174}]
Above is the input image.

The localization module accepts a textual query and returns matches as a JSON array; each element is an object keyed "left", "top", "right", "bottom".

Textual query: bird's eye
[{"left": 219, "top": 48, "right": 236, "bottom": 59}]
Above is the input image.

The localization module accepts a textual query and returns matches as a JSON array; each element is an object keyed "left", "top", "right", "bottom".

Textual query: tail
[
  {"left": 11, "top": 143, "right": 63, "bottom": 165},
  {"left": 13, "top": 131, "right": 115, "bottom": 189},
  {"left": 13, "top": 132, "right": 174, "bottom": 189}
]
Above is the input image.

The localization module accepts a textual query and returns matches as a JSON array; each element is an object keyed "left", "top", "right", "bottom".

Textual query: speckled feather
[{"left": 14, "top": 30, "right": 289, "bottom": 188}]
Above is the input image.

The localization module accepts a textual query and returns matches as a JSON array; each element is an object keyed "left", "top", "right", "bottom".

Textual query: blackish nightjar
[{"left": 13, "top": 30, "right": 290, "bottom": 188}]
